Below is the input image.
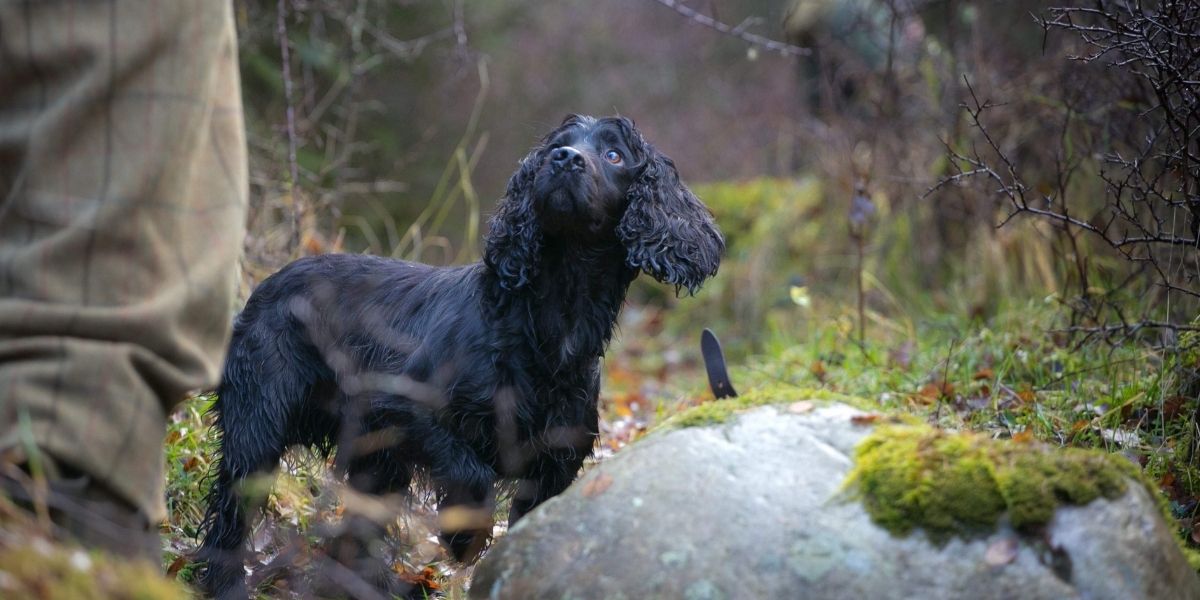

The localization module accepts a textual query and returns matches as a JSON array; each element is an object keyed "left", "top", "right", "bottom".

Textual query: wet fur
[{"left": 195, "top": 115, "right": 723, "bottom": 598}]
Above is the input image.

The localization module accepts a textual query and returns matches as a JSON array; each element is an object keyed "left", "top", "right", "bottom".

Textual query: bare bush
[{"left": 933, "top": 0, "right": 1199, "bottom": 341}]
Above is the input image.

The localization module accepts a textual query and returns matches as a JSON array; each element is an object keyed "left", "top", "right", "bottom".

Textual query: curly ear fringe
[
  {"left": 485, "top": 151, "right": 544, "bottom": 290},
  {"left": 617, "top": 148, "right": 724, "bottom": 295}
]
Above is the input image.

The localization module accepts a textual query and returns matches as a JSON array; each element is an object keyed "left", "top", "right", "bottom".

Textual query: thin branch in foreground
[{"left": 647, "top": 0, "right": 811, "bottom": 57}]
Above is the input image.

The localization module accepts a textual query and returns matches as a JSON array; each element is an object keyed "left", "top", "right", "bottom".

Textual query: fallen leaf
[
  {"left": 166, "top": 555, "right": 188, "bottom": 578},
  {"left": 917, "top": 381, "right": 955, "bottom": 403},
  {"left": 1163, "top": 396, "right": 1188, "bottom": 420},
  {"left": 582, "top": 473, "right": 613, "bottom": 498},
  {"left": 1011, "top": 430, "right": 1033, "bottom": 443},
  {"left": 984, "top": 537, "right": 1019, "bottom": 566},
  {"left": 165, "top": 430, "right": 182, "bottom": 444},
  {"left": 395, "top": 566, "right": 440, "bottom": 590},
  {"left": 181, "top": 456, "right": 201, "bottom": 472},
  {"left": 788, "top": 401, "right": 816, "bottom": 414},
  {"left": 851, "top": 414, "right": 881, "bottom": 426},
  {"left": 916, "top": 384, "right": 938, "bottom": 404},
  {"left": 810, "top": 361, "right": 827, "bottom": 383},
  {"left": 1016, "top": 386, "right": 1036, "bottom": 404},
  {"left": 1160, "top": 472, "right": 1177, "bottom": 488},
  {"left": 973, "top": 368, "right": 995, "bottom": 381}
]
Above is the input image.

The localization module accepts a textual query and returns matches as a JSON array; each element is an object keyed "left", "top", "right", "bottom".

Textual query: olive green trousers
[{"left": 0, "top": 0, "right": 248, "bottom": 524}]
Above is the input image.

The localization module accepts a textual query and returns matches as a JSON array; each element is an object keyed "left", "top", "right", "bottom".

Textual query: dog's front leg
[
  {"left": 436, "top": 479, "right": 495, "bottom": 563},
  {"left": 508, "top": 427, "right": 597, "bottom": 524},
  {"left": 414, "top": 422, "right": 497, "bottom": 563}
]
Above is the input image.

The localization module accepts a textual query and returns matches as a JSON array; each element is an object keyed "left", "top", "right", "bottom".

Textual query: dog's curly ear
[
  {"left": 618, "top": 146, "right": 724, "bottom": 295},
  {"left": 485, "top": 149, "right": 544, "bottom": 291}
]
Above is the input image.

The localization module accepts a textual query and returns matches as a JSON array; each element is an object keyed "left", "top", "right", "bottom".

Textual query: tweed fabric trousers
[{"left": 0, "top": 0, "right": 247, "bottom": 523}]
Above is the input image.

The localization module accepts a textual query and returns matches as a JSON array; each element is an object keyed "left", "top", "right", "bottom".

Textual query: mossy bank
[{"left": 657, "top": 385, "right": 868, "bottom": 429}]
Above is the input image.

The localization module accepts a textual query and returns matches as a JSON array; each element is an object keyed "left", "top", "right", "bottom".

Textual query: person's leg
[{"left": 0, "top": 0, "right": 248, "bottom": 562}]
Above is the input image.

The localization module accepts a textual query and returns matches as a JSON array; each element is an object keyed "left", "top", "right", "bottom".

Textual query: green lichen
[
  {"left": 844, "top": 423, "right": 1135, "bottom": 542},
  {"left": 659, "top": 386, "right": 867, "bottom": 429}
]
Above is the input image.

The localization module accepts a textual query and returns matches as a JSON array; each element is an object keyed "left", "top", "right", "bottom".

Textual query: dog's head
[{"left": 485, "top": 115, "right": 724, "bottom": 294}]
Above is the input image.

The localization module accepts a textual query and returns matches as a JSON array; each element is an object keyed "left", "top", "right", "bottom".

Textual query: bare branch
[
  {"left": 646, "top": 0, "right": 811, "bottom": 57},
  {"left": 277, "top": 0, "right": 302, "bottom": 254},
  {"left": 931, "top": 0, "right": 1200, "bottom": 338}
]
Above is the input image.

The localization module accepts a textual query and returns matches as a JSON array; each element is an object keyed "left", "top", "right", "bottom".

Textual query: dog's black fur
[{"left": 195, "top": 115, "right": 723, "bottom": 598}]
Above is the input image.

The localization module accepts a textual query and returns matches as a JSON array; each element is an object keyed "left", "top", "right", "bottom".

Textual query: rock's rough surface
[{"left": 471, "top": 402, "right": 1200, "bottom": 600}]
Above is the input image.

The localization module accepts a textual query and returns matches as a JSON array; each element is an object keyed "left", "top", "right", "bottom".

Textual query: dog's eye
[{"left": 604, "top": 150, "right": 623, "bottom": 165}]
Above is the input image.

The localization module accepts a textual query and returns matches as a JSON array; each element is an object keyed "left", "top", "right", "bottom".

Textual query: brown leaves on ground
[
  {"left": 1015, "top": 386, "right": 1036, "bottom": 404},
  {"left": 914, "top": 381, "right": 955, "bottom": 405},
  {"left": 395, "top": 566, "right": 440, "bottom": 591},
  {"left": 973, "top": 367, "right": 995, "bottom": 381},
  {"left": 810, "top": 360, "right": 827, "bottom": 383},
  {"left": 851, "top": 414, "right": 882, "bottom": 426}
]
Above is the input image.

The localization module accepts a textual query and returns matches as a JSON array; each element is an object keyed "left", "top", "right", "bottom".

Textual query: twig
[
  {"left": 453, "top": 0, "right": 469, "bottom": 60},
  {"left": 646, "top": 0, "right": 811, "bottom": 57},
  {"left": 277, "top": 0, "right": 302, "bottom": 254},
  {"left": 934, "top": 337, "right": 958, "bottom": 422}
]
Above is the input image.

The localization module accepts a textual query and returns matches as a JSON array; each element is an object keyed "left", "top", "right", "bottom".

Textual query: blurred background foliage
[{"left": 235, "top": 0, "right": 1198, "bottom": 349}]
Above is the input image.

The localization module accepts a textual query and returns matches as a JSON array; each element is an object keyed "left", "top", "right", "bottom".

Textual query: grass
[
  {"left": 735, "top": 301, "right": 1197, "bottom": 463},
  {"left": 716, "top": 298, "right": 1200, "bottom": 559}
]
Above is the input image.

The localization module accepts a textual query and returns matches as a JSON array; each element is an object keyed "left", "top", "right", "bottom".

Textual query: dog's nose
[{"left": 550, "top": 146, "right": 586, "bottom": 172}]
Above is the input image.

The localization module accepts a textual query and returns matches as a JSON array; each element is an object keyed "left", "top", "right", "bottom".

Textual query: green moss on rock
[
  {"left": 661, "top": 386, "right": 866, "bottom": 429},
  {"left": 844, "top": 424, "right": 1136, "bottom": 542}
]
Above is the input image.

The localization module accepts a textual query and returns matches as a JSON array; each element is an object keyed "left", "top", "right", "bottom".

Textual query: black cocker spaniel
[{"left": 196, "top": 115, "right": 723, "bottom": 598}]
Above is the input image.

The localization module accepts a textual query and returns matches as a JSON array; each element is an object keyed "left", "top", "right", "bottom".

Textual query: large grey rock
[{"left": 471, "top": 402, "right": 1200, "bottom": 599}]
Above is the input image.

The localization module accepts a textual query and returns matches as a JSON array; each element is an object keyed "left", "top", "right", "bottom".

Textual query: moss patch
[
  {"left": 659, "top": 386, "right": 868, "bottom": 429},
  {"left": 844, "top": 423, "right": 1137, "bottom": 542},
  {"left": 0, "top": 539, "right": 185, "bottom": 599}
]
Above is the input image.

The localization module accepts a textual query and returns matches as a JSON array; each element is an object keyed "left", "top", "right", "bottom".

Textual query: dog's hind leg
[
  {"left": 195, "top": 456, "right": 277, "bottom": 599},
  {"left": 196, "top": 366, "right": 301, "bottom": 598}
]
